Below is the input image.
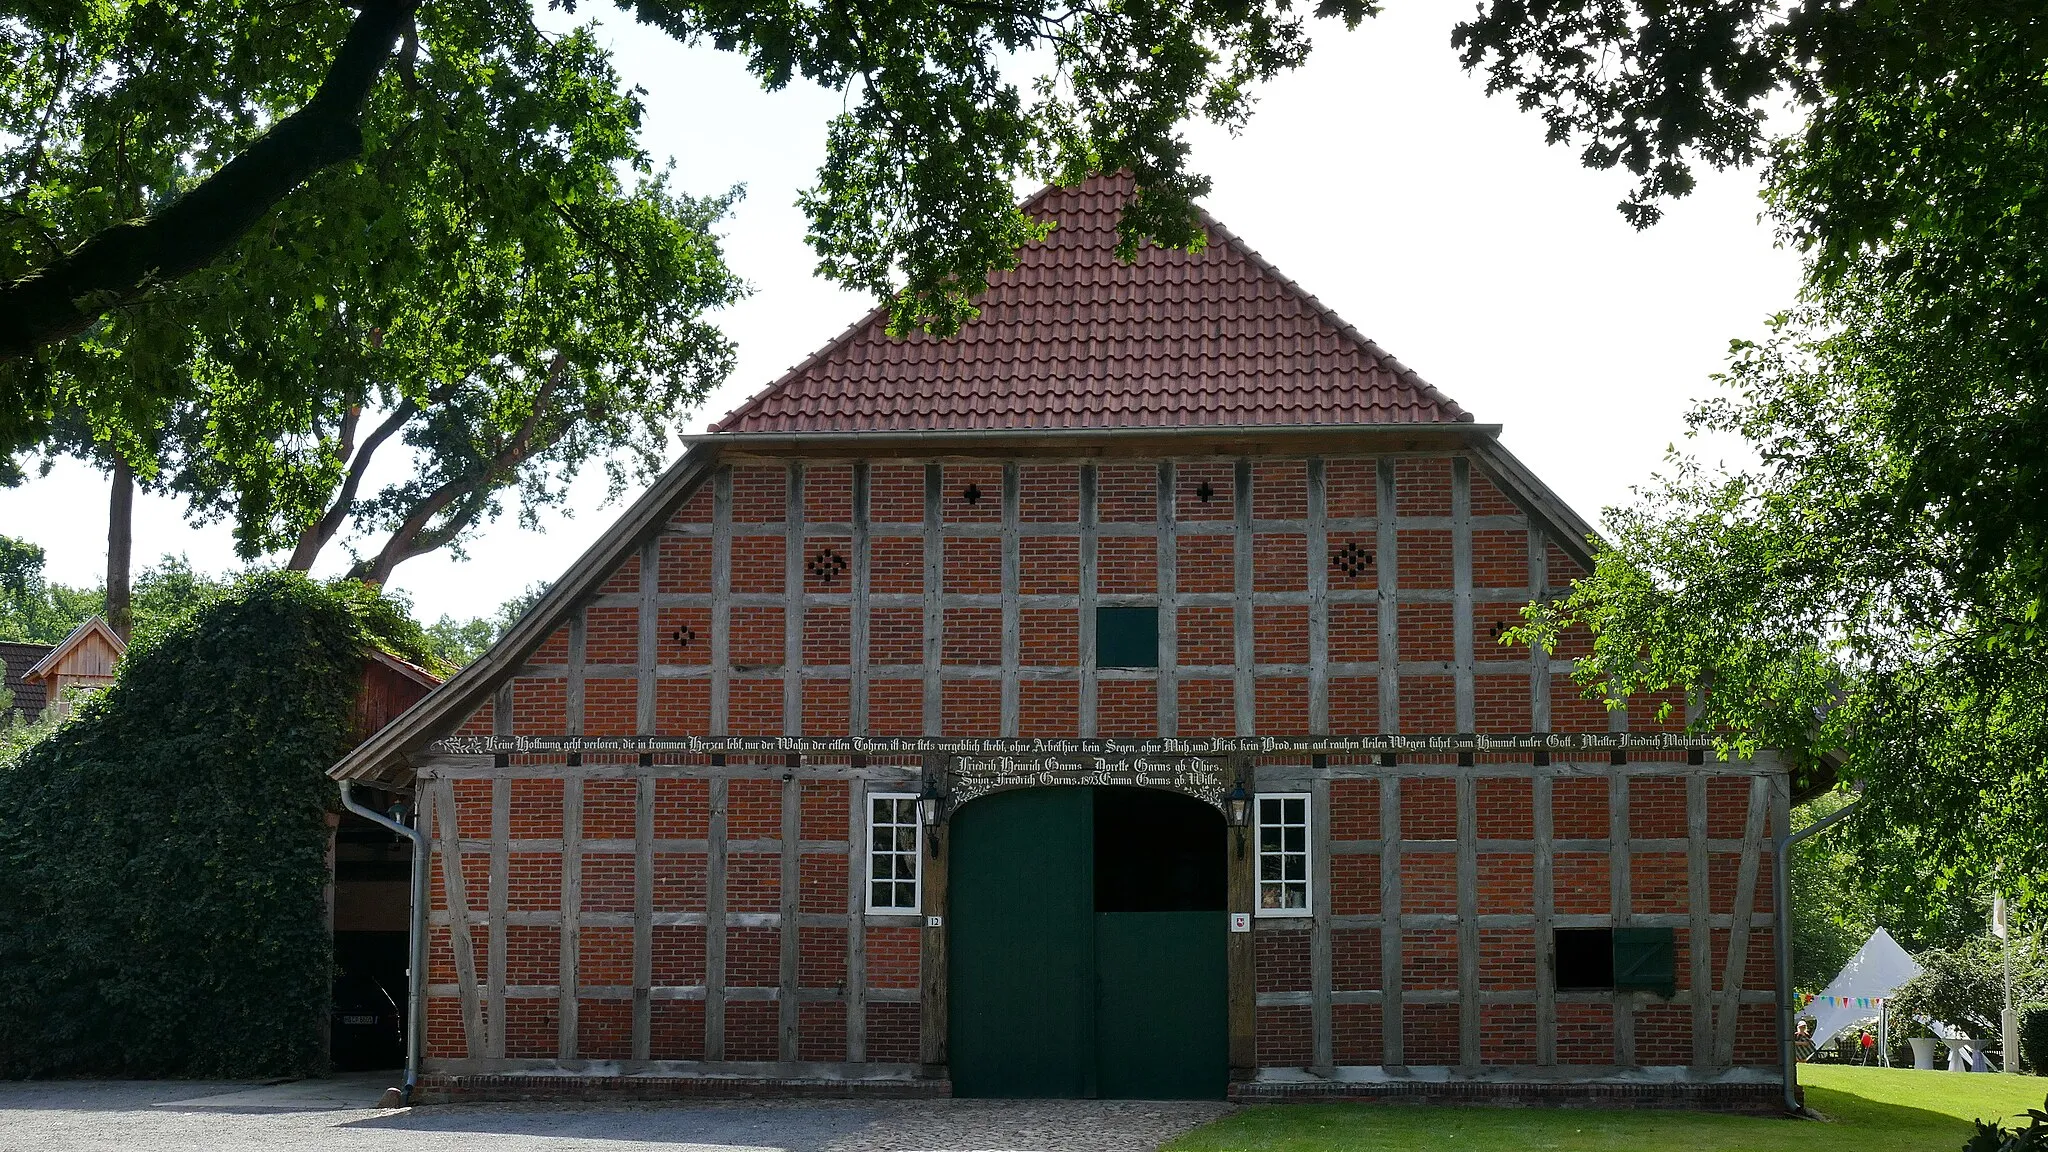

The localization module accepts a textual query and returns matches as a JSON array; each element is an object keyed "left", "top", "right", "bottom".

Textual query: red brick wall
[{"left": 418, "top": 451, "right": 1775, "bottom": 1078}]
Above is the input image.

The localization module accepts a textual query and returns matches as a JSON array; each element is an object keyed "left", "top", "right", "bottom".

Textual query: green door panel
[
  {"left": 948, "top": 787, "right": 1095, "bottom": 1097},
  {"left": 1094, "top": 911, "right": 1229, "bottom": 1099}
]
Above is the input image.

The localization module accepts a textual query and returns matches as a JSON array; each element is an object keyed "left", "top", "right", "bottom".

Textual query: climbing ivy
[{"left": 0, "top": 572, "right": 428, "bottom": 1077}]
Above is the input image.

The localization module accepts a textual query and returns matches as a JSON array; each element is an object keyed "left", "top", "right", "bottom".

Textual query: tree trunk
[{"left": 106, "top": 459, "right": 134, "bottom": 643}]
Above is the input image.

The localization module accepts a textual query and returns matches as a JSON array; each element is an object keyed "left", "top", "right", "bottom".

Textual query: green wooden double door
[{"left": 949, "top": 787, "right": 1228, "bottom": 1099}]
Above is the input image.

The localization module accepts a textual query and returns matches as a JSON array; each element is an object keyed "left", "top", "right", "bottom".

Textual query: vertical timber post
[
  {"left": 919, "top": 754, "right": 950, "bottom": 1077},
  {"left": 1227, "top": 753, "right": 1258, "bottom": 1078}
]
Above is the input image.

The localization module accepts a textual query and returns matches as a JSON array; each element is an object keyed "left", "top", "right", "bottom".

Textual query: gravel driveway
[{"left": 0, "top": 1077, "right": 1232, "bottom": 1152}]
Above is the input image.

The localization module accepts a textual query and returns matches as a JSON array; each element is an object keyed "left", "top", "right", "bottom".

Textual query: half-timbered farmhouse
[{"left": 332, "top": 175, "right": 1789, "bottom": 1107}]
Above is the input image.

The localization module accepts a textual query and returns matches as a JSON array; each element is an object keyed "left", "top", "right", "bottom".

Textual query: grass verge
[{"left": 1162, "top": 1066, "right": 2048, "bottom": 1152}]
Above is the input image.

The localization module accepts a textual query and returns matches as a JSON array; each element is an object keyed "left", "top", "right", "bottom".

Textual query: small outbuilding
[{"left": 20, "top": 616, "right": 125, "bottom": 720}]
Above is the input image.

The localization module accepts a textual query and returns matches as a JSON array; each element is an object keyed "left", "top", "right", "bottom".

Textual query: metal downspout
[
  {"left": 340, "top": 780, "right": 428, "bottom": 1106},
  {"left": 1774, "top": 793, "right": 1860, "bottom": 1115}
]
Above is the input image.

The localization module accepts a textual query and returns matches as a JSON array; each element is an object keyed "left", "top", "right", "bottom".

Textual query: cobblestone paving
[{"left": 0, "top": 1079, "right": 1233, "bottom": 1152}]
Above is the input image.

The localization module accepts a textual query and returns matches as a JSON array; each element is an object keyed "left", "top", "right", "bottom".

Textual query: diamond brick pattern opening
[
  {"left": 962, "top": 483, "right": 983, "bottom": 506},
  {"left": 1197, "top": 481, "right": 1214, "bottom": 504},
  {"left": 807, "top": 548, "right": 849, "bottom": 585},
  {"left": 1332, "top": 541, "right": 1373, "bottom": 581},
  {"left": 671, "top": 625, "right": 697, "bottom": 649}
]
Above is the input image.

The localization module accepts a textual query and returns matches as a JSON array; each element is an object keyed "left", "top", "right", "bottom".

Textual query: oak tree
[{"left": 1, "top": 0, "right": 1373, "bottom": 449}]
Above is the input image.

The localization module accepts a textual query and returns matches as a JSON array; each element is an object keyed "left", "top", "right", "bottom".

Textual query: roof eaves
[
  {"left": 684, "top": 421, "right": 1502, "bottom": 448},
  {"left": 329, "top": 443, "right": 724, "bottom": 785},
  {"left": 1465, "top": 436, "right": 1604, "bottom": 571},
  {"left": 368, "top": 647, "right": 444, "bottom": 689},
  {"left": 23, "top": 616, "right": 125, "bottom": 682}
]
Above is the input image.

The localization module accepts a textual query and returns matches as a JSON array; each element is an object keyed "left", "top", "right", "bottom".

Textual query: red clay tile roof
[{"left": 711, "top": 173, "right": 1472, "bottom": 433}]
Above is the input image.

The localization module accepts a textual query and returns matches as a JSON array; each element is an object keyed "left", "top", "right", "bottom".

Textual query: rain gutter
[
  {"left": 1774, "top": 791, "right": 1861, "bottom": 1114},
  {"left": 339, "top": 780, "right": 428, "bottom": 1107},
  {"left": 679, "top": 421, "right": 1503, "bottom": 448}
]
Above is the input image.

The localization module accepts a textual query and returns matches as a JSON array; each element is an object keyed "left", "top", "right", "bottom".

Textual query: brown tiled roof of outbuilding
[{"left": 712, "top": 172, "right": 1472, "bottom": 433}]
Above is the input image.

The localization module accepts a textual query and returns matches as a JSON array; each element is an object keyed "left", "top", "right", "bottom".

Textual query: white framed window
[
  {"left": 1256, "top": 793, "right": 1312, "bottom": 917},
  {"left": 866, "top": 793, "right": 922, "bottom": 913}
]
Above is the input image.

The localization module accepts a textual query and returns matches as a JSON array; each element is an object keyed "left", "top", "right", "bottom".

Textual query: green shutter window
[
  {"left": 1613, "top": 926, "right": 1677, "bottom": 998},
  {"left": 1096, "top": 606, "right": 1159, "bottom": 668}
]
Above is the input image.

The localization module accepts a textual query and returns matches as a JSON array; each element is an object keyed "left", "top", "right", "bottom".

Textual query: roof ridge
[
  {"left": 711, "top": 173, "right": 1474, "bottom": 433},
  {"left": 24, "top": 615, "right": 124, "bottom": 681},
  {"left": 710, "top": 179, "right": 1081, "bottom": 435}
]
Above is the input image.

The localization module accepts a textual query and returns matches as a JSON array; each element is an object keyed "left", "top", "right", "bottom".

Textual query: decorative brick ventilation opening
[
  {"left": 807, "top": 547, "right": 848, "bottom": 585},
  {"left": 1331, "top": 540, "right": 1373, "bottom": 581}
]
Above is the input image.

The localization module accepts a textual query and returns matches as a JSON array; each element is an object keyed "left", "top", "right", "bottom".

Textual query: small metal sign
[{"left": 1230, "top": 913, "right": 1252, "bottom": 933}]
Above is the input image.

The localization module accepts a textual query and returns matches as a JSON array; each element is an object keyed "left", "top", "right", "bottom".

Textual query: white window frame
[
  {"left": 1255, "top": 792, "right": 1313, "bottom": 918},
  {"left": 865, "top": 792, "right": 923, "bottom": 914}
]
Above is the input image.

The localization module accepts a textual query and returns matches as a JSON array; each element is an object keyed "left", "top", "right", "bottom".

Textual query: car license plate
[{"left": 342, "top": 1015, "right": 377, "bottom": 1026}]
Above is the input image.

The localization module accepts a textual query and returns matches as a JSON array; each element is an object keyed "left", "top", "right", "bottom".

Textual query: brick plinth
[
  {"left": 1228, "top": 1077, "right": 1788, "bottom": 1114},
  {"left": 416, "top": 1073, "right": 952, "bottom": 1104}
]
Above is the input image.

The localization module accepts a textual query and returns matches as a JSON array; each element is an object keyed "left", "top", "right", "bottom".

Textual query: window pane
[
  {"left": 1283, "top": 886, "right": 1307, "bottom": 909},
  {"left": 1285, "top": 856, "right": 1306, "bottom": 882}
]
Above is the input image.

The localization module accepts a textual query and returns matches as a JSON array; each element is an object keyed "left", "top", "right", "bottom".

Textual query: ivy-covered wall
[{"left": 0, "top": 573, "right": 429, "bottom": 1078}]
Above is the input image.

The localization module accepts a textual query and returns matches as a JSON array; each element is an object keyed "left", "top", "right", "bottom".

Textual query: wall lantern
[
  {"left": 919, "top": 778, "right": 951, "bottom": 855},
  {"left": 1225, "top": 780, "right": 1252, "bottom": 828}
]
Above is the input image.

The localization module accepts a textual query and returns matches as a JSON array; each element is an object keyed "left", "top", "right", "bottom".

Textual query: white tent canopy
[{"left": 1806, "top": 927, "right": 1923, "bottom": 1051}]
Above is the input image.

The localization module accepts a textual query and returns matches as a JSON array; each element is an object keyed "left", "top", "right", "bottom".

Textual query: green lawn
[{"left": 1164, "top": 1067, "right": 2048, "bottom": 1152}]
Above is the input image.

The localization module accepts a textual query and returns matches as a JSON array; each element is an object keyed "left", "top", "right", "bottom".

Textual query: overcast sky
[{"left": 0, "top": 3, "right": 1804, "bottom": 624}]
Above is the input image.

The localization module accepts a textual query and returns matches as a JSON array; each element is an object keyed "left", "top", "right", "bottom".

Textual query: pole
[{"left": 1998, "top": 894, "right": 2017, "bottom": 1074}]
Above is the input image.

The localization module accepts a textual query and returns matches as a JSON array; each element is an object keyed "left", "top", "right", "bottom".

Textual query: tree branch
[
  {"left": 0, "top": 0, "right": 418, "bottom": 363},
  {"left": 351, "top": 357, "right": 566, "bottom": 585},
  {"left": 287, "top": 395, "right": 417, "bottom": 571}
]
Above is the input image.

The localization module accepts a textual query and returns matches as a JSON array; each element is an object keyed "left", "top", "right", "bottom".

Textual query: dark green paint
[
  {"left": 949, "top": 787, "right": 1228, "bottom": 1099},
  {"left": 1095, "top": 911, "right": 1229, "bottom": 1099},
  {"left": 1095, "top": 606, "right": 1160, "bottom": 668},
  {"left": 949, "top": 787, "right": 1096, "bottom": 1097},
  {"left": 1614, "top": 926, "right": 1678, "bottom": 998}
]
